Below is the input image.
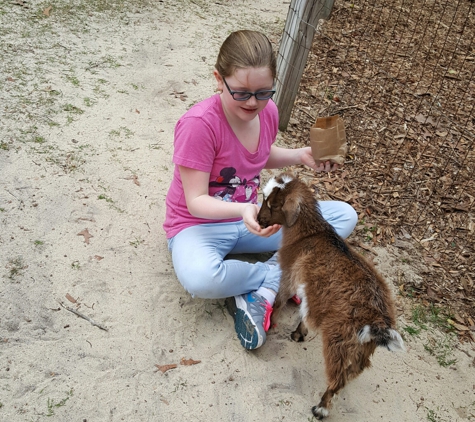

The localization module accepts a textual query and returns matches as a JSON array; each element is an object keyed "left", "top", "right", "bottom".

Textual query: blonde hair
[{"left": 215, "top": 30, "right": 276, "bottom": 79}]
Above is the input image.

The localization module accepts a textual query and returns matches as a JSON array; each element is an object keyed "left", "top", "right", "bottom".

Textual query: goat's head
[{"left": 257, "top": 173, "right": 304, "bottom": 228}]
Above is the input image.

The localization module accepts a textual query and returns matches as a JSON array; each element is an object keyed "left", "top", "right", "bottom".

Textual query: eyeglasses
[{"left": 223, "top": 77, "right": 275, "bottom": 101}]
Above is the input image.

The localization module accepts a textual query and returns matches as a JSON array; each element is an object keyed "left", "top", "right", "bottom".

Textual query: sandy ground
[{"left": 0, "top": 0, "right": 474, "bottom": 421}]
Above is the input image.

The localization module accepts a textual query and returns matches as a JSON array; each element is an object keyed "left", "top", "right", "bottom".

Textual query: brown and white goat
[{"left": 257, "top": 173, "right": 404, "bottom": 420}]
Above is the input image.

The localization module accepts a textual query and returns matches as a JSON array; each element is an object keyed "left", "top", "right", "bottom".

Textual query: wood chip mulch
[{"left": 278, "top": 0, "right": 475, "bottom": 338}]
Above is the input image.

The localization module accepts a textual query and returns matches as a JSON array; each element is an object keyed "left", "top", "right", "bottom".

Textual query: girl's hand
[
  {"left": 242, "top": 204, "right": 281, "bottom": 237},
  {"left": 300, "top": 147, "right": 339, "bottom": 172}
]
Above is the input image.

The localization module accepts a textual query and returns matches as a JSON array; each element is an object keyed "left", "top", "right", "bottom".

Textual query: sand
[{"left": 1, "top": 0, "right": 474, "bottom": 421}]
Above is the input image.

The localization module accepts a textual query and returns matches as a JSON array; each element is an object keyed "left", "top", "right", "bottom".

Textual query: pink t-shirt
[{"left": 163, "top": 94, "right": 279, "bottom": 239}]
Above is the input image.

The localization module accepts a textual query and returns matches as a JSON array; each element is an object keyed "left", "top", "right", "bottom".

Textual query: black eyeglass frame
[{"left": 222, "top": 77, "right": 276, "bottom": 101}]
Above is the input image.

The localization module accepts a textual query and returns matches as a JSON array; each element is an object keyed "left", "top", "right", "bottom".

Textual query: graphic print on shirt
[{"left": 209, "top": 167, "right": 259, "bottom": 203}]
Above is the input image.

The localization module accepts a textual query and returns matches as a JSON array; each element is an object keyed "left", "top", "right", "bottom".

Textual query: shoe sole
[{"left": 234, "top": 296, "right": 264, "bottom": 350}]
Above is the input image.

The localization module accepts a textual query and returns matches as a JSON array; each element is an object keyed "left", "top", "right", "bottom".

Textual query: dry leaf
[
  {"left": 448, "top": 320, "right": 469, "bottom": 331},
  {"left": 43, "top": 5, "right": 52, "bottom": 16},
  {"left": 65, "top": 293, "right": 77, "bottom": 303},
  {"left": 180, "top": 358, "right": 201, "bottom": 366},
  {"left": 414, "top": 113, "right": 436, "bottom": 126},
  {"left": 356, "top": 242, "right": 378, "bottom": 255},
  {"left": 77, "top": 229, "right": 93, "bottom": 244},
  {"left": 453, "top": 313, "right": 466, "bottom": 325},
  {"left": 125, "top": 175, "right": 140, "bottom": 186},
  {"left": 415, "top": 89, "right": 431, "bottom": 96},
  {"left": 426, "top": 286, "right": 440, "bottom": 300},
  {"left": 155, "top": 364, "right": 177, "bottom": 373},
  {"left": 172, "top": 90, "right": 188, "bottom": 101}
]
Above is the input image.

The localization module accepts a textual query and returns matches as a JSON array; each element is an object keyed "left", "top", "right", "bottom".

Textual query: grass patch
[
  {"left": 411, "top": 304, "right": 454, "bottom": 333},
  {"left": 109, "top": 127, "right": 134, "bottom": 139},
  {"left": 65, "top": 74, "right": 80, "bottom": 86},
  {"left": 172, "top": 379, "right": 188, "bottom": 393},
  {"left": 403, "top": 325, "right": 421, "bottom": 336},
  {"left": 129, "top": 237, "right": 144, "bottom": 248},
  {"left": 45, "top": 150, "right": 86, "bottom": 173},
  {"left": 84, "top": 97, "right": 96, "bottom": 107},
  {"left": 423, "top": 335, "right": 458, "bottom": 367},
  {"left": 6, "top": 257, "right": 27, "bottom": 280},
  {"left": 63, "top": 104, "right": 84, "bottom": 114},
  {"left": 98, "top": 194, "right": 113, "bottom": 203},
  {"left": 97, "top": 193, "right": 124, "bottom": 213},
  {"left": 45, "top": 389, "right": 73, "bottom": 417},
  {"left": 426, "top": 407, "right": 443, "bottom": 422},
  {"left": 403, "top": 303, "right": 457, "bottom": 367}
]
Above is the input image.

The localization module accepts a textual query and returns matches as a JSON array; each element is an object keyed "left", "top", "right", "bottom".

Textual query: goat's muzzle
[{"left": 257, "top": 200, "right": 272, "bottom": 228}]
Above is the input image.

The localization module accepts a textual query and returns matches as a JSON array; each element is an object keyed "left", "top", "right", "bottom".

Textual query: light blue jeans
[{"left": 167, "top": 201, "right": 357, "bottom": 299}]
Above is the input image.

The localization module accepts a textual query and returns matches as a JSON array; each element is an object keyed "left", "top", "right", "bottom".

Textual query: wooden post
[{"left": 275, "top": 0, "right": 334, "bottom": 131}]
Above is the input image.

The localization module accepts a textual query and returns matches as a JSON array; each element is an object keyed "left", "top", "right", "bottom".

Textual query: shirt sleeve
[{"left": 173, "top": 116, "right": 217, "bottom": 173}]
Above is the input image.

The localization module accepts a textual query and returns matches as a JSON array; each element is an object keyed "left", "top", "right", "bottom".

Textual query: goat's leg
[
  {"left": 270, "top": 291, "right": 287, "bottom": 328},
  {"left": 273, "top": 291, "right": 287, "bottom": 313},
  {"left": 312, "top": 382, "right": 344, "bottom": 420},
  {"left": 312, "top": 336, "right": 348, "bottom": 419},
  {"left": 271, "top": 276, "right": 294, "bottom": 328},
  {"left": 346, "top": 344, "right": 375, "bottom": 381},
  {"left": 291, "top": 319, "right": 308, "bottom": 342}
]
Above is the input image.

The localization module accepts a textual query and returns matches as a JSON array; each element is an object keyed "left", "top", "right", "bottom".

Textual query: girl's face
[{"left": 214, "top": 67, "right": 274, "bottom": 124}]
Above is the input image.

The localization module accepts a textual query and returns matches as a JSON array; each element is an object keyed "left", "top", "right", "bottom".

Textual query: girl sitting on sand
[{"left": 163, "top": 30, "right": 357, "bottom": 350}]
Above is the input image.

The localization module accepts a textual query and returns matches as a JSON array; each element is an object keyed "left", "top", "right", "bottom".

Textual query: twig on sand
[{"left": 58, "top": 301, "right": 109, "bottom": 331}]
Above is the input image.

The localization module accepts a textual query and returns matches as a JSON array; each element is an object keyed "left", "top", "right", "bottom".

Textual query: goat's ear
[{"left": 282, "top": 194, "right": 301, "bottom": 227}]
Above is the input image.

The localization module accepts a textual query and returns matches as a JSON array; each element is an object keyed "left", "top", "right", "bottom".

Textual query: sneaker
[{"left": 225, "top": 292, "right": 273, "bottom": 350}]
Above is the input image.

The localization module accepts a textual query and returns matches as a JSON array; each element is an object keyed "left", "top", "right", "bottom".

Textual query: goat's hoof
[
  {"left": 291, "top": 331, "right": 305, "bottom": 342},
  {"left": 312, "top": 405, "right": 329, "bottom": 420}
]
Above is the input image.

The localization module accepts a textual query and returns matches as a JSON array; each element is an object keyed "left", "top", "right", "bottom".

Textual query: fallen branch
[{"left": 58, "top": 301, "right": 108, "bottom": 331}]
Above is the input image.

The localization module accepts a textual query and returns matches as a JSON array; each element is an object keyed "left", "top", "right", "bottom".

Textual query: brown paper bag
[{"left": 310, "top": 115, "right": 347, "bottom": 165}]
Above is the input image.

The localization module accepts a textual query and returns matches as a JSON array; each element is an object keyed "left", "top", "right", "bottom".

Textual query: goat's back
[{"left": 281, "top": 232, "right": 396, "bottom": 330}]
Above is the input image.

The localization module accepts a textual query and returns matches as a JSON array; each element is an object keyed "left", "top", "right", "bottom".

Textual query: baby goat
[{"left": 257, "top": 173, "right": 404, "bottom": 420}]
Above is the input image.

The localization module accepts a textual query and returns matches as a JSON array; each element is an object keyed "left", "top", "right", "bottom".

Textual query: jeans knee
[
  {"left": 175, "top": 261, "right": 221, "bottom": 299},
  {"left": 337, "top": 202, "right": 358, "bottom": 239},
  {"left": 345, "top": 203, "right": 358, "bottom": 229}
]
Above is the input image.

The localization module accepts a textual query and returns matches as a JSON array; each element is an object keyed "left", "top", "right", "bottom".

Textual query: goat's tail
[{"left": 358, "top": 325, "right": 405, "bottom": 352}]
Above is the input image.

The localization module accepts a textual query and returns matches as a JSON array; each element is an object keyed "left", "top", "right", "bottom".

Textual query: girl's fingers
[{"left": 259, "top": 224, "right": 281, "bottom": 237}]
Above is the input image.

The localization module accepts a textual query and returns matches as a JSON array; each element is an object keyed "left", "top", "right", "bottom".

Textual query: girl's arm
[
  {"left": 265, "top": 145, "right": 338, "bottom": 172},
  {"left": 179, "top": 166, "right": 281, "bottom": 236}
]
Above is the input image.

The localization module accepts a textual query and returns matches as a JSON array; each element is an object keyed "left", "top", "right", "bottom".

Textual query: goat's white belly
[{"left": 296, "top": 285, "right": 309, "bottom": 322}]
